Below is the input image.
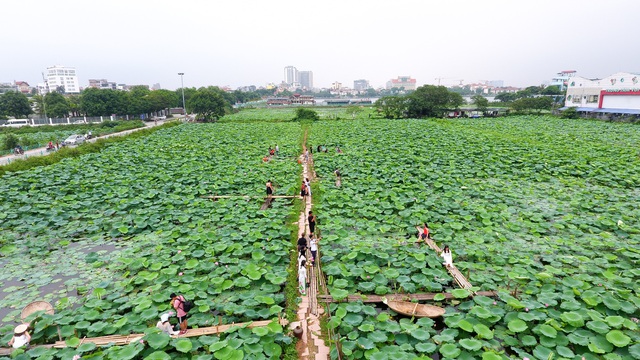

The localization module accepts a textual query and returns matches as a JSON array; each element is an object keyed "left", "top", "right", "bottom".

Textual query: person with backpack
[{"left": 170, "top": 293, "right": 191, "bottom": 334}]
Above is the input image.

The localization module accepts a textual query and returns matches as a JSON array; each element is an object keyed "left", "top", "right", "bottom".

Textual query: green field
[{"left": 0, "top": 115, "right": 638, "bottom": 359}]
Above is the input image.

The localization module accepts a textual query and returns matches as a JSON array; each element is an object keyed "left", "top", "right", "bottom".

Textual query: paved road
[{"left": 0, "top": 119, "right": 175, "bottom": 166}]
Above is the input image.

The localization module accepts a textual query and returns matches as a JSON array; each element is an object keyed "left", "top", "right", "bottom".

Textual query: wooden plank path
[
  {"left": 0, "top": 319, "right": 288, "bottom": 354},
  {"left": 202, "top": 195, "right": 300, "bottom": 199},
  {"left": 317, "top": 291, "right": 497, "bottom": 303},
  {"left": 415, "top": 227, "right": 474, "bottom": 290}
]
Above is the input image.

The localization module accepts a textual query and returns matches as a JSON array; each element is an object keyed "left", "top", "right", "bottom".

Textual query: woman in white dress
[
  {"left": 441, "top": 245, "right": 453, "bottom": 268},
  {"left": 298, "top": 260, "right": 307, "bottom": 295}
]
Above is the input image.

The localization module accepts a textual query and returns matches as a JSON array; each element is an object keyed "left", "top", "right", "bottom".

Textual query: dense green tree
[
  {"left": 188, "top": 88, "right": 226, "bottom": 121},
  {"left": 495, "top": 92, "right": 518, "bottom": 102},
  {"left": 374, "top": 96, "right": 407, "bottom": 119},
  {"left": 560, "top": 107, "right": 580, "bottom": 119},
  {"left": 472, "top": 95, "right": 489, "bottom": 112},
  {"left": 80, "top": 88, "right": 123, "bottom": 116},
  {"left": 0, "top": 91, "right": 32, "bottom": 118},
  {"left": 406, "top": 85, "right": 463, "bottom": 118},
  {"left": 127, "top": 86, "right": 152, "bottom": 115},
  {"left": 292, "top": 108, "right": 319, "bottom": 121},
  {"left": 44, "top": 92, "right": 69, "bottom": 118},
  {"left": 541, "top": 85, "right": 562, "bottom": 95},
  {"left": 67, "top": 95, "right": 82, "bottom": 117},
  {"left": 146, "top": 89, "right": 178, "bottom": 112}
]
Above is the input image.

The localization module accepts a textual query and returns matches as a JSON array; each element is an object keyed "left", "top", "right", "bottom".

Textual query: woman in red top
[
  {"left": 420, "top": 223, "right": 430, "bottom": 240},
  {"left": 170, "top": 293, "right": 188, "bottom": 334}
]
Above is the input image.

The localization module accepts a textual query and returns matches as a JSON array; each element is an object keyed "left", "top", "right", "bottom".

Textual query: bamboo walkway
[
  {"left": 296, "top": 149, "right": 330, "bottom": 360},
  {"left": 0, "top": 319, "right": 288, "bottom": 355},
  {"left": 415, "top": 227, "right": 474, "bottom": 290},
  {"left": 317, "top": 291, "right": 497, "bottom": 303}
]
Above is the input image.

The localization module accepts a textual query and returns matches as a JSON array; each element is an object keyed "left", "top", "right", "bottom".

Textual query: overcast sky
[{"left": 2, "top": 0, "right": 639, "bottom": 90}]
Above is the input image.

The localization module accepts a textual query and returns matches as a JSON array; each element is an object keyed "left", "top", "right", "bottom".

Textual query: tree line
[
  {"left": 0, "top": 87, "right": 266, "bottom": 121},
  {"left": 374, "top": 85, "right": 558, "bottom": 119}
]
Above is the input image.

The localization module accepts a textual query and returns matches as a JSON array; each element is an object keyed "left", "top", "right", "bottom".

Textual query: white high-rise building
[
  {"left": 44, "top": 65, "right": 80, "bottom": 94},
  {"left": 284, "top": 66, "right": 298, "bottom": 86}
]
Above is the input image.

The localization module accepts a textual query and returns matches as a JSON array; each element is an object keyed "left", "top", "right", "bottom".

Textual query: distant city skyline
[{"left": 2, "top": 0, "right": 639, "bottom": 91}]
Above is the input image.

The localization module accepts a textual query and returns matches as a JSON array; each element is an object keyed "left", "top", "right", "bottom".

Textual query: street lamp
[{"left": 178, "top": 73, "right": 186, "bottom": 118}]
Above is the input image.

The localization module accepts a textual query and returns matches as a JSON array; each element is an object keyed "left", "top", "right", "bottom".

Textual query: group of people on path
[
  {"left": 297, "top": 220, "right": 319, "bottom": 295},
  {"left": 420, "top": 223, "right": 453, "bottom": 268}
]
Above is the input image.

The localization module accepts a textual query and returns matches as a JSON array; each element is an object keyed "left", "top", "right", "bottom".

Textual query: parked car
[
  {"left": 73, "top": 120, "right": 86, "bottom": 124},
  {"left": 62, "top": 134, "right": 86, "bottom": 146}
]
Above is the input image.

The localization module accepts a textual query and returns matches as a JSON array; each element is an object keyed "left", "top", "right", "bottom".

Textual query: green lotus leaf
[
  {"left": 628, "top": 344, "right": 640, "bottom": 359},
  {"left": 457, "top": 319, "right": 474, "bottom": 332},
  {"left": 605, "top": 330, "right": 631, "bottom": 347},
  {"left": 459, "top": 338, "right": 483, "bottom": 351},
  {"left": 560, "top": 311, "right": 584, "bottom": 327},
  {"left": 555, "top": 345, "right": 574, "bottom": 358},
  {"left": 439, "top": 343, "right": 461, "bottom": 358},
  {"left": 605, "top": 315, "right": 625, "bottom": 328},
  {"left": 508, "top": 319, "right": 528, "bottom": 333},
  {"left": 587, "top": 320, "right": 610, "bottom": 334},
  {"left": 415, "top": 342, "right": 437, "bottom": 353},
  {"left": 115, "top": 343, "right": 144, "bottom": 360},
  {"left": 481, "top": 352, "right": 503, "bottom": 360},
  {"left": 451, "top": 289, "right": 470, "bottom": 299},
  {"left": 589, "top": 334, "right": 613, "bottom": 354},
  {"left": 343, "top": 313, "right": 364, "bottom": 326},
  {"left": 173, "top": 338, "right": 193, "bottom": 353},
  {"left": 143, "top": 351, "right": 171, "bottom": 360},
  {"left": 65, "top": 337, "right": 81, "bottom": 347},
  {"left": 411, "top": 329, "right": 431, "bottom": 341},
  {"left": 358, "top": 323, "right": 374, "bottom": 332},
  {"left": 146, "top": 333, "right": 170, "bottom": 349},
  {"left": 474, "top": 323, "right": 493, "bottom": 339},
  {"left": 357, "top": 337, "right": 375, "bottom": 350},
  {"left": 521, "top": 335, "right": 537, "bottom": 346},
  {"left": 533, "top": 345, "right": 553, "bottom": 360},
  {"left": 538, "top": 324, "right": 557, "bottom": 338},
  {"left": 368, "top": 330, "right": 388, "bottom": 343},
  {"left": 330, "top": 288, "right": 349, "bottom": 301},
  {"left": 333, "top": 279, "right": 349, "bottom": 288},
  {"left": 77, "top": 342, "right": 96, "bottom": 352},
  {"left": 434, "top": 293, "right": 446, "bottom": 301}
]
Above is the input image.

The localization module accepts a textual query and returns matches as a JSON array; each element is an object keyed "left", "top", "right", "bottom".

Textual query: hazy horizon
[{"left": 2, "top": 0, "right": 639, "bottom": 91}]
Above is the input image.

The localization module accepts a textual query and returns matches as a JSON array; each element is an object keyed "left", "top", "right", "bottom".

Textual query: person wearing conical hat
[
  {"left": 8, "top": 324, "right": 30, "bottom": 348},
  {"left": 156, "top": 313, "right": 179, "bottom": 336}
]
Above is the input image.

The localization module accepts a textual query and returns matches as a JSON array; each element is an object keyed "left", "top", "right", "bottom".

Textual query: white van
[{"left": 3, "top": 119, "right": 31, "bottom": 128}]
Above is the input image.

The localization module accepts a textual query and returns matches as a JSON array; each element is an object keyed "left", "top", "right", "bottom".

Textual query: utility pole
[{"left": 178, "top": 73, "right": 186, "bottom": 117}]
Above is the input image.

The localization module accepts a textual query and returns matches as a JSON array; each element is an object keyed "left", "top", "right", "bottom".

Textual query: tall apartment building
[
  {"left": 354, "top": 79, "right": 370, "bottom": 91},
  {"left": 284, "top": 66, "right": 298, "bottom": 86},
  {"left": 44, "top": 65, "right": 80, "bottom": 93},
  {"left": 299, "top": 71, "right": 313, "bottom": 89}
]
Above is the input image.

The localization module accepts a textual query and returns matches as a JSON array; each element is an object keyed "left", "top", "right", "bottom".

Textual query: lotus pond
[
  {"left": 308, "top": 116, "right": 640, "bottom": 359},
  {"left": 0, "top": 122, "right": 303, "bottom": 359},
  {"left": 0, "top": 115, "right": 638, "bottom": 360}
]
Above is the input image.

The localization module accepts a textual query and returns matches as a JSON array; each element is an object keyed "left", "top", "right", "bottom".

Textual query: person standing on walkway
[
  {"left": 266, "top": 180, "right": 274, "bottom": 198},
  {"left": 308, "top": 211, "right": 317, "bottom": 235},
  {"left": 300, "top": 182, "right": 307, "bottom": 200},
  {"left": 304, "top": 177, "right": 311, "bottom": 196},
  {"left": 304, "top": 148, "right": 309, "bottom": 163},
  {"left": 170, "top": 293, "right": 188, "bottom": 334},
  {"left": 441, "top": 246, "right": 453, "bottom": 268},
  {"left": 309, "top": 235, "right": 318, "bottom": 265},
  {"left": 420, "top": 223, "right": 430, "bottom": 240},
  {"left": 297, "top": 234, "right": 308, "bottom": 253},
  {"left": 298, "top": 260, "right": 307, "bottom": 295},
  {"left": 275, "top": 144, "right": 279, "bottom": 155}
]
